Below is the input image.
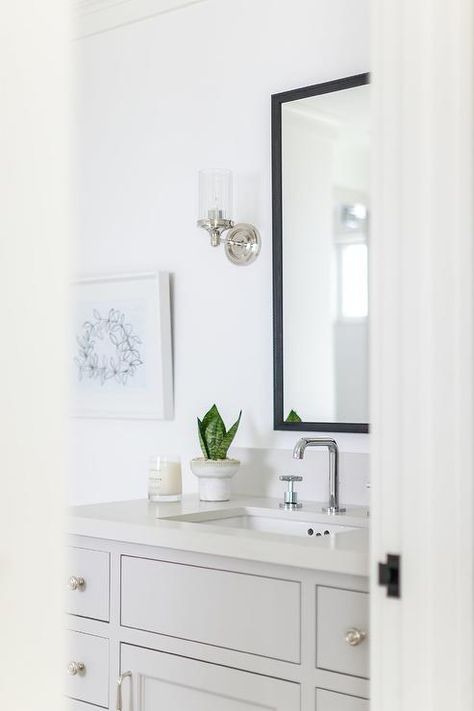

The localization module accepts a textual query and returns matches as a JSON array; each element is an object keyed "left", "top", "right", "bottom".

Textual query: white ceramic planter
[{"left": 190, "top": 458, "right": 240, "bottom": 502}]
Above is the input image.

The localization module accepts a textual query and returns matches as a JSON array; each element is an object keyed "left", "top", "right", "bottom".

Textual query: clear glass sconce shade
[{"left": 198, "top": 169, "right": 233, "bottom": 221}]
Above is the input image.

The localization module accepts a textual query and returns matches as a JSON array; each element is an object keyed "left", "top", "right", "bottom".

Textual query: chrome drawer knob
[
  {"left": 67, "top": 576, "right": 85, "bottom": 591},
  {"left": 67, "top": 661, "right": 85, "bottom": 675},
  {"left": 345, "top": 627, "right": 367, "bottom": 646}
]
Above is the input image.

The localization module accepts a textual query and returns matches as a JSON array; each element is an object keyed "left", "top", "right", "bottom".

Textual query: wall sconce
[{"left": 197, "top": 169, "right": 261, "bottom": 266}]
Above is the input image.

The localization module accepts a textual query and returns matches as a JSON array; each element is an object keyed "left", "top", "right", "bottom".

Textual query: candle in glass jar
[{"left": 148, "top": 455, "right": 182, "bottom": 502}]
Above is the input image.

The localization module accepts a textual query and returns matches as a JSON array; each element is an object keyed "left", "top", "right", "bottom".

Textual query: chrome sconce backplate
[
  {"left": 225, "top": 223, "right": 261, "bottom": 266},
  {"left": 197, "top": 219, "right": 261, "bottom": 266}
]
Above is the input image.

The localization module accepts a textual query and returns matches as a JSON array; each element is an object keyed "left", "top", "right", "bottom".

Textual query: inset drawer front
[
  {"left": 66, "top": 547, "right": 110, "bottom": 621},
  {"left": 316, "top": 586, "right": 369, "bottom": 678},
  {"left": 65, "top": 630, "right": 109, "bottom": 708},
  {"left": 121, "top": 556, "right": 301, "bottom": 663},
  {"left": 316, "top": 688, "right": 369, "bottom": 711}
]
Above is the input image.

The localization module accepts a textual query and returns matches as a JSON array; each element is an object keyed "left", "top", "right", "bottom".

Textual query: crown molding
[{"left": 74, "top": 0, "right": 207, "bottom": 38}]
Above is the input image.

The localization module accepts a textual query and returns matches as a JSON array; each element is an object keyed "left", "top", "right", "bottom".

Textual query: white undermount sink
[{"left": 164, "top": 507, "right": 361, "bottom": 538}]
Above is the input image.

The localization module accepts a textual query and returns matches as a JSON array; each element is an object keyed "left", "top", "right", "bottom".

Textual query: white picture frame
[{"left": 71, "top": 272, "right": 173, "bottom": 419}]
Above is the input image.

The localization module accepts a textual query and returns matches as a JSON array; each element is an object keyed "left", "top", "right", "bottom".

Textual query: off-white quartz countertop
[{"left": 67, "top": 495, "right": 369, "bottom": 577}]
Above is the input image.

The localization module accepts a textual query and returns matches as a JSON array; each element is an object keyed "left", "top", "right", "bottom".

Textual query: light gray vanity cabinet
[
  {"left": 66, "top": 535, "right": 369, "bottom": 711},
  {"left": 119, "top": 643, "right": 300, "bottom": 711}
]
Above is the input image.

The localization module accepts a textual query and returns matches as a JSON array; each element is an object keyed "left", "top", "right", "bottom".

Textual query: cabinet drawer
[
  {"left": 316, "top": 586, "right": 369, "bottom": 678},
  {"left": 66, "top": 630, "right": 109, "bottom": 708},
  {"left": 121, "top": 555, "right": 301, "bottom": 662},
  {"left": 66, "top": 547, "right": 110, "bottom": 621},
  {"left": 316, "top": 688, "right": 369, "bottom": 711}
]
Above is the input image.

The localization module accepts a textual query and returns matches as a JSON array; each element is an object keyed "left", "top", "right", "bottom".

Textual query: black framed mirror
[{"left": 272, "top": 73, "right": 370, "bottom": 433}]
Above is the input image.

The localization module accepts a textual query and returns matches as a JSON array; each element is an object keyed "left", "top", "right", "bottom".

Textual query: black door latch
[{"left": 378, "top": 554, "right": 401, "bottom": 598}]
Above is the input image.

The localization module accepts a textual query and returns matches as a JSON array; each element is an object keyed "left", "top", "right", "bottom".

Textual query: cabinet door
[
  {"left": 316, "top": 688, "right": 369, "bottom": 711},
  {"left": 119, "top": 644, "right": 300, "bottom": 711}
]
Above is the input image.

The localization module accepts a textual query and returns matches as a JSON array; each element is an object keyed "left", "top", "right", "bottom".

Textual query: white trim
[
  {"left": 74, "top": 0, "right": 207, "bottom": 38},
  {"left": 370, "top": 0, "right": 474, "bottom": 708},
  {"left": 0, "top": 0, "right": 69, "bottom": 707}
]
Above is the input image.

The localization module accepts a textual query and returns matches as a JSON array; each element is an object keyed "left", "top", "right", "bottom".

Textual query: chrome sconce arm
[
  {"left": 197, "top": 217, "right": 234, "bottom": 247},
  {"left": 197, "top": 218, "right": 261, "bottom": 265}
]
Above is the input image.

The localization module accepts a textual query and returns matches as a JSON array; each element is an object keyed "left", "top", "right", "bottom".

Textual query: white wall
[{"left": 72, "top": 0, "right": 370, "bottom": 506}]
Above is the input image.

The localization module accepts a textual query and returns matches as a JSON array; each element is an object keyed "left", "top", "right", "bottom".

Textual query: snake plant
[
  {"left": 285, "top": 409, "right": 302, "bottom": 423},
  {"left": 197, "top": 405, "right": 242, "bottom": 460}
]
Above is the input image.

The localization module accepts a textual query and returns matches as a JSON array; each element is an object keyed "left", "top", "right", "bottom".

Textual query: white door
[
  {"left": 118, "top": 644, "right": 300, "bottom": 711},
  {"left": 371, "top": 0, "right": 474, "bottom": 709}
]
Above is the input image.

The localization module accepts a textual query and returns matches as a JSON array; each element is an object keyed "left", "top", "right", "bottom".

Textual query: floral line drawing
[{"left": 74, "top": 308, "right": 144, "bottom": 386}]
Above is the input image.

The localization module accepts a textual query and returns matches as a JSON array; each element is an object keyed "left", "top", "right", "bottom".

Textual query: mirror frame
[{"left": 272, "top": 73, "right": 370, "bottom": 433}]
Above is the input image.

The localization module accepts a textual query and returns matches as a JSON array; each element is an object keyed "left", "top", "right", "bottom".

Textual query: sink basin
[{"left": 164, "top": 507, "right": 360, "bottom": 538}]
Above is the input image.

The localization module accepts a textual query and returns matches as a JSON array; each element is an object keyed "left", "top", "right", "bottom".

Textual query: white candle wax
[
  {"left": 156, "top": 460, "right": 182, "bottom": 495},
  {"left": 148, "top": 457, "right": 182, "bottom": 500}
]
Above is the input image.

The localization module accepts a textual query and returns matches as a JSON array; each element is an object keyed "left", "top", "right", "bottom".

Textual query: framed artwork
[{"left": 72, "top": 272, "right": 173, "bottom": 419}]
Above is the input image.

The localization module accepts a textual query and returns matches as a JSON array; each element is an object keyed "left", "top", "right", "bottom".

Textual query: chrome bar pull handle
[{"left": 116, "top": 670, "right": 132, "bottom": 711}]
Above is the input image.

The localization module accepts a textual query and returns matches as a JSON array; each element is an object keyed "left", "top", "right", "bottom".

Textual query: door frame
[{"left": 370, "top": 1, "right": 474, "bottom": 708}]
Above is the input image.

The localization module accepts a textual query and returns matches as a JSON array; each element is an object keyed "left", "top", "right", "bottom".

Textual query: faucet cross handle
[{"left": 279, "top": 475, "right": 303, "bottom": 510}]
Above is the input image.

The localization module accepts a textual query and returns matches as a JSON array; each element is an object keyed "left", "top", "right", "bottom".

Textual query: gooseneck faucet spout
[{"left": 292, "top": 437, "right": 345, "bottom": 514}]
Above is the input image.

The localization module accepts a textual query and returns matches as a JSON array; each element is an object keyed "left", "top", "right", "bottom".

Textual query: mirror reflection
[{"left": 274, "top": 77, "right": 370, "bottom": 430}]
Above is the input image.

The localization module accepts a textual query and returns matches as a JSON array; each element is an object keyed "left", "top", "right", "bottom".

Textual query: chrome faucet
[{"left": 293, "top": 438, "right": 346, "bottom": 514}]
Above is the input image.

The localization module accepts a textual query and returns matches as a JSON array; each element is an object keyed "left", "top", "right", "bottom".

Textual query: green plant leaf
[
  {"left": 199, "top": 405, "right": 223, "bottom": 460},
  {"left": 197, "top": 417, "right": 210, "bottom": 459},
  {"left": 204, "top": 410, "right": 226, "bottom": 459},
  {"left": 285, "top": 409, "right": 302, "bottom": 423},
  {"left": 197, "top": 405, "right": 242, "bottom": 460},
  {"left": 216, "top": 410, "right": 242, "bottom": 459},
  {"left": 201, "top": 404, "right": 220, "bottom": 432}
]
